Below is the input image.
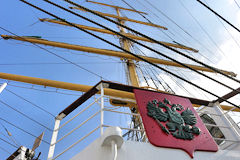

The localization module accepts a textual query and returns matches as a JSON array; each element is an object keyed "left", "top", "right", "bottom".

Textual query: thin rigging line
[
  {"left": 234, "top": 0, "right": 240, "bottom": 9},
  {"left": 0, "top": 27, "right": 106, "bottom": 80},
  {"left": 0, "top": 99, "right": 53, "bottom": 131},
  {"left": 0, "top": 62, "right": 121, "bottom": 66},
  {"left": 142, "top": 65, "right": 160, "bottom": 89},
  {"left": 12, "top": 39, "right": 120, "bottom": 61},
  {"left": 132, "top": 44, "right": 175, "bottom": 93},
  {"left": 6, "top": 89, "right": 55, "bottom": 117},
  {"left": 215, "top": 11, "right": 240, "bottom": 49},
  {"left": 146, "top": 65, "right": 176, "bottom": 94},
  {"left": 59, "top": 0, "right": 240, "bottom": 88},
  {"left": 179, "top": 0, "right": 239, "bottom": 71},
  {"left": 19, "top": 0, "right": 240, "bottom": 108},
  {"left": 131, "top": 0, "right": 195, "bottom": 48},
  {"left": 0, "top": 137, "right": 18, "bottom": 148},
  {"left": 0, "top": 117, "right": 50, "bottom": 144},
  {"left": 0, "top": 122, "right": 20, "bottom": 147},
  {"left": 150, "top": 66, "right": 176, "bottom": 94},
  {"left": 9, "top": 0, "right": 221, "bottom": 99},
  {"left": 203, "top": 0, "right": 240, "bottom": 49},
  {"left": 59, "top": 0, "right": 236, "bottom": 97},
  {"left": 163, "top": 68, "right": 195, "bottom": 97},
  {"left": 133, "top": 35, "right": 218, "bottom": 96},
  {"left": 0, "top": 139, "right": 31, "bottom": 159},
  {"left": 136, "top": 66, "right": 150, "bottom": 87},
  {"left": 143, "top": 0, "right": 219, "bottom": 63},
  {"left": 121, "top": 0, "right": 174, "bottom": 41},
  {"left": 176, "top": 68, "right": 211, "bottom": 100},
  {"left": 0, "top": 145, "right": 13, "bottom": 155},
  {"left": 179, "top": 1, "right": 228, "bottom": 58},
  {"left": 196, "top": 0, "right": 240, "bottom": 33},
  {"left": 6, "top": 83, "right": 83, "bottom": 96}
]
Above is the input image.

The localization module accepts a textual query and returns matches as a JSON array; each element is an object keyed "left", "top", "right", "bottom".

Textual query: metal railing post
[
  {"left": 100, "top": 83, "right": 104, "bottom": 135},
  {"left": 0, "top": 83, "right": 7, "bottom": 94},
  {"left": 47, "top": 118, "right": 61, "bottom": 160}
]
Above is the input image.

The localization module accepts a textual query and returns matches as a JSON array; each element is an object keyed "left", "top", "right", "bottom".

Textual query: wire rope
[
  {"left": 0, "top": 99, "right": 53, "bottom": 131},
  {"left": 6, "top": 89, "right": 55, "bottom": 117},
  {"left": 0, "top": 117, "right": 50, "bottom": 144},
  {"left": 17, "top": 0, "right": 240, "bottom": 109},
  {"left": 196, "top": 0, "right": 240, "bottom": 33},
  {"left": 56, "top": 0, "right": 240, "bottom": 89},
  {"left": 0, "top": 26, "right": 107, "bottom": 80},
  {"left": 38, "top": 0, "right": 240, "bottom": 104}
]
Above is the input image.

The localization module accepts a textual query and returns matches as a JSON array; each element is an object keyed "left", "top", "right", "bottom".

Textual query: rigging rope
[
  {"left": 53, "top": 0, "right": 240, "bottom": 89},
  {"left": 6, "top": 89, "right": 55, "bottom": 117},
  {"left": 196, "top": 0, "right": 240, "bottom": 33},
  {"left": 0, "top": 137, "right": 18, "bottom": 148},
  {"left": 141, "top": 0, "right": 222, "bottom": 65},
  {"left": 202, "top": 0, "right": 240, "bottom": 57},
  {"left": 0, "top": 117, "right": 50, "bottom": 144},
  {"left": 19, "top": 0, "right": 240, "bottom": 109},
  {"left": 121, "top": 0, "right": 174, "bottom": 41},
  {"left": 0, "top": 26, "right": 107, "bottom": 81},
  {"left": 0, "top": 99, "right": 53, "bottom": 131},
  {"left": 179, "top": 0, "right": 230, "bottom": 63},
  {"left": 0, "top": 122, "right": 20, "bottom": 147},
  {"left": 234, "top": 0, "right": 240, "bottom": 9}
]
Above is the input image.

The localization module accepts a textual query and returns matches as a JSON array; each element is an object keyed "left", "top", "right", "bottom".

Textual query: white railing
[
  {"left": 197, "top": 103, "right": 240, "bottom": 149},
  {"left": 47, "top": 83, "right": 143, "bottom": 160},
  {"left": 47, "top": 83, "right": 240, "bottom": 159}
]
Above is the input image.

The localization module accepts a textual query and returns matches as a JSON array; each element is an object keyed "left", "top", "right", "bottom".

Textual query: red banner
[{"left": 134, "top": 89, "right": 218, "bottom": 158}]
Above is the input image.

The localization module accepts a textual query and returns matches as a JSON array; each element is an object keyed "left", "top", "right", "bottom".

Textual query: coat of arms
[
  {"left": 147, "top": 98, "right": 201, "bottom": 140},
  {"left": 133, "top": 89, "right": 218, "bottom": 158}
]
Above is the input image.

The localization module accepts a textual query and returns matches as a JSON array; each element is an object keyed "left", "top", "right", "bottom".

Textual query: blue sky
[{"left": 1, "top": 0, "right": 240, "bottom": 159}]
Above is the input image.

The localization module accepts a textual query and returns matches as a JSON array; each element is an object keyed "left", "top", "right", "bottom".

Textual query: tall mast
[{"left": 115, "top": 8, "right": 140, "bottom": 87}]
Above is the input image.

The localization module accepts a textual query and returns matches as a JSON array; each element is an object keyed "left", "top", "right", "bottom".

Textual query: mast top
[
  {"left": 86, "top": 0, "right": 148, "bottom": 15},
  {"left": 70, "top": 7, "right": 167, "bottom": 29}
]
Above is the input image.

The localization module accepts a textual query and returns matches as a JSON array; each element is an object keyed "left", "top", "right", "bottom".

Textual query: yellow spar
[
  {"left": 70, "top": 7, "right": 167, "bottom": 29},
  {"left": 0, "top": 72, "right": 238, "bottom": 112},
  {"left": 1, "top": 35, "right": 236, "bottom": 77},
  {"left": 39, "top": 18, "right": 198, "bottom": 52}
]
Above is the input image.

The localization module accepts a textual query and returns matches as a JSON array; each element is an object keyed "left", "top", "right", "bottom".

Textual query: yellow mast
[
  {"left": 0, "top": 2, "right": 238, "bottom": 113},
  {"left": 115, "top": 8, "right": 139, "bottom": 87}
]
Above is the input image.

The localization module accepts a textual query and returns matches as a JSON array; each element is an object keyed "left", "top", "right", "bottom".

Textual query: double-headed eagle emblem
[{"left": 147, "top": 98, "right": 201, "bottom": 140}]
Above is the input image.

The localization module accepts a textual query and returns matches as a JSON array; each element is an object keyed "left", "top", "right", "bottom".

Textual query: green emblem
[{"left": 147, "top": 98, "right": 201, "bottom": 140}]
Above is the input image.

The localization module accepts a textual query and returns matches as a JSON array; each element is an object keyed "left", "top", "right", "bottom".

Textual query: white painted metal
[
  {"left": 199, "top": 102, "right": 240, "bottom": 150},
  {"left": 47, "top": 119, "right": 61, "bottom": 160},
  {"left": 53, "top": 126, "right": 100, "bottom": 160},
  {"left": 0, "top": 83, "right": 7, "bottom": 94},
  {"left": 100, "top": 83, "right": 104, "bottom": 135},
  {"left": 103, "top": 124, "right": 144, "bottom": 132},
  {"left": 103, "top": 108, "right": 140, "bottom": 116},
  {"left": 213, "top": 137, "right": 240, "bottom": 143},
  {"left": 46, "top": 89, "right": 240, "bottom": 160},
  {"left": 56, "top": 110, "right": 100, "bottom": 144},
  {"left": 101, "top": 127, "right": 123, "bottom": 160},
  {"left": 70, "top": 128, "right": 240, "bottom": 160},
  {"left": 111, "top": 141, "right": 117, "bottom": 160},
  {"left": 12, "top": 146, "right": 33, "bottom": 160},
  {"left": 101, "top": 126, "right": 123, "bottom": 148},
  {"left": 59, "top": 96, "right": 101, "bottom": 130}
]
